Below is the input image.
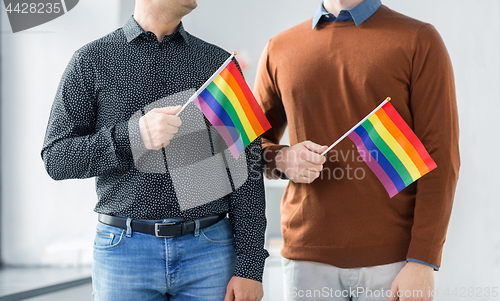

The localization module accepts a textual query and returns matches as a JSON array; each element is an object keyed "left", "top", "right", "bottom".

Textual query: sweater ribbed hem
[{"left": 281, "top": 240, "right": 410, "bottom": 269}]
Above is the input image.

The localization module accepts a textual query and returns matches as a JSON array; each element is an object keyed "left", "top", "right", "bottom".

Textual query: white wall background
[
  {"left": 0, "top": 0, "right": 124, "bottom": 267},
  {"left": 1, "top": 0, "right": 499, "bottom": 298}
]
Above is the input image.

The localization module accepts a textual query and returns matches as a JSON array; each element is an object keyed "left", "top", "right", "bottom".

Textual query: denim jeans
[{"left": 92, "top": 217, "right": 236, "bottom": 300}]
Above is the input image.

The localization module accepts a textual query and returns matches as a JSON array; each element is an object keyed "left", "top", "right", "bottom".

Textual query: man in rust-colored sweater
[{"left": 255, "top": 0, "right": 459, "bottom": 300}]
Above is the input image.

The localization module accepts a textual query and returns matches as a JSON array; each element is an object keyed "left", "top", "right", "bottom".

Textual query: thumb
[
  {"left": 156, "top": 105, "right": 182, "bottom": 115},
  {"left": 301, "top": 140, "right": 328, "bottom": 154}
]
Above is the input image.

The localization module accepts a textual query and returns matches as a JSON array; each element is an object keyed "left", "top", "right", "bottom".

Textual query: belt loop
[
  {"left": 126, "top": 218, "right": 133, "bottom": 237},
  {"left": 194, "top": 219, "right": 200, "bottom": 237}
]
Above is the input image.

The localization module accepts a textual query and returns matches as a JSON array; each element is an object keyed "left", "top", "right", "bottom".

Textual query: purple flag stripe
[
  {"left": 348, "top": 130, "right": 399, "bottom": 198},
  {"left": 194, "top": 96, "right": 244, "bottom": 158}
]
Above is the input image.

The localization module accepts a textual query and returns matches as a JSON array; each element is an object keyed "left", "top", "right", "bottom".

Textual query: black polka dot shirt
[{"left": 41, "top": 17, "right": 269, "bottom": 282}]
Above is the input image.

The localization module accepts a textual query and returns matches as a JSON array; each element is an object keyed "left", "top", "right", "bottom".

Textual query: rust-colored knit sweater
[{"left": 254, "top": 5, "right": 459, "bottom": 268}]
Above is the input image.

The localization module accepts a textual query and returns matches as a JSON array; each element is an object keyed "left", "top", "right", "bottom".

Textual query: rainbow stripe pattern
[
  {"left": 348, "top": 102, "right": 437, "bottom": 198},
  {"left": 193, "top": 60, "right": 271, "bottom": 159}
]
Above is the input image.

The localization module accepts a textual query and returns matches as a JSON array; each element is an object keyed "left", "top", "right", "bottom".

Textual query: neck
[
  {"left": 133, "top": 3, "right": 183, "bottom": 42},
  {"left": 323, "top": 0, "right": 364, "bottom": 17}
]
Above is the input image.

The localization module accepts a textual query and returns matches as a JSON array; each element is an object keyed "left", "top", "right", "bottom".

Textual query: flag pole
[
  {"left": 175, "top": 52, "right": 237, "bottom": 116},
  {"left": 321, "top": 97, "right": 391, "bottom": 156}
]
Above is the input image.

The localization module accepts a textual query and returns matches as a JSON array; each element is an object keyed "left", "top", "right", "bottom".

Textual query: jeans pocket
[
  {"left": 94, "top": 222, "right": 125, "bottom": 250},
  {"left": 200, "top": 218, "right": 235, "bottom": 245}
]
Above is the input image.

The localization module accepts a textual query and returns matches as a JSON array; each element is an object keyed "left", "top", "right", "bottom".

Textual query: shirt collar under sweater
[{"left": 312, "top": 0, "right": 382, "bottom": 29}]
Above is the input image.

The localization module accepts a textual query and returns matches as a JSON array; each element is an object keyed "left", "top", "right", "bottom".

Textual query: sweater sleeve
[
  {"left": 254, "top": 41, "right": 289, "bottom": 179},
  {"left": 406, "top": 24, "right": 460, "bottom": 268}
]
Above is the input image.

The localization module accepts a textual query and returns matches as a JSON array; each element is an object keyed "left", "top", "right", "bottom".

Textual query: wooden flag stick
[
  {"left": 321, "top": 97, "right": 391, "bottom": 156},
  {"left": 175, "top": 52, "right": 237, "bottom": 116}
]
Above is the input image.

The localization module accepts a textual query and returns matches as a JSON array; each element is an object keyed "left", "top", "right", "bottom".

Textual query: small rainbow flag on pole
[
  {"left": 321, "top": 98, "right": 437, "bottom": 198},
  {"left": 176, "top": 53, "right": 271, "bottom": 159}
]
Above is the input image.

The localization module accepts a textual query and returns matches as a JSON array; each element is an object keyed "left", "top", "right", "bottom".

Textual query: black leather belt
[{"left": 98, "top": 213, "right": 226, "bottom": 238}]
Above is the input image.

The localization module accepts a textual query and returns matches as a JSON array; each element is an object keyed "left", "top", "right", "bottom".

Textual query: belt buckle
[{"left": 155, "top": 222, "right": 176, "bottom": 238}]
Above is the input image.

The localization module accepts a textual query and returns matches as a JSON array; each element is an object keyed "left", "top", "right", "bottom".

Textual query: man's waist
[{"left": 98, "top": 213, "right": 226, "bottom": 238}]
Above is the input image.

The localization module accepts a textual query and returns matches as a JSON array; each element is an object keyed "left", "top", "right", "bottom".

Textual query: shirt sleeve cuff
[
  {"left": 406, "top": 258, "right": 440, "bottom": 271},
  {"left": 262, "top": 144, "right": 289, "bottom": 179},
  {"left": 113, "top": 120, "right": 133, "bottom": 163},
  {"left": 232, "top": 250, "right": 270, "bottom": 283},
  {"left": 274, "top": 146, "right": 289, "bottom": 180}
]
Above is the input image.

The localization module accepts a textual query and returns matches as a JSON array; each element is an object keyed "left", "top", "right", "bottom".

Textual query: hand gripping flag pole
[{"left": 175, "top": 52, "right": 271, "bottom": 159}]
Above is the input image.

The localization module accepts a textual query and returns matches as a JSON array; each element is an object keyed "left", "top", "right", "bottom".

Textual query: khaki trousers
[{"left": 282, "top": 258, "right": 406, "bottom": 301}]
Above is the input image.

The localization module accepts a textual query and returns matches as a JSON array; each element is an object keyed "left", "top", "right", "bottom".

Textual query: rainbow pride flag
[
  {"left": 347, "top": 100, "right": 437, "bottom": 198},
  {"left": 181, "top": 53, "right": 271, "bottom": 159}
]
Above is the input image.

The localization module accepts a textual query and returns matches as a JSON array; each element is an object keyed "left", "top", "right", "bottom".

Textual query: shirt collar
[
  {"left": 123, "top": 16, "right": 191, "bottom": 45},
  {"left": 312, "top": 0, "right": 382, "bottom": 29}
]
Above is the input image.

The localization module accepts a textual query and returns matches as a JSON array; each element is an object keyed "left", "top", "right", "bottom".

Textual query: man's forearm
[{"left": 42, "top": 120, "right": 132, "bottom": 180}]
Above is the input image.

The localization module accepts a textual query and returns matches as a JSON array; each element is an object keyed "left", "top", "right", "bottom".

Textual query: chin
[{"left": 185, "top": 0, "right": 197, "bottom": 10}]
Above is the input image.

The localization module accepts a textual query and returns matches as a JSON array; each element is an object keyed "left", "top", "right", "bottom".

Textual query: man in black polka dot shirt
[{"left": 41, "top": 0, "right": 268, "bottom": 300}]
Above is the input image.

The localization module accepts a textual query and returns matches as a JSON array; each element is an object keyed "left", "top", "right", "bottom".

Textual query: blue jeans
[{"left": 92, "top": 217, "right": 236, "bottom": 300}]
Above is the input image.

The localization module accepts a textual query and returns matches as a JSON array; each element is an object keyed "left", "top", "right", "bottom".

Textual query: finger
[
  {"left": 224, "top": 287, "right": 234, "bottom": 301},
  {"left": 162, "top": 133, "right": 173, "bottom": 143},
  {"left": 305, "top": 169, "right": 321, "bottom": 179},
  {"left": 298, "top": 167, "right": 321, "bottom": 179},
  {"left": 163, "top": 124, "right": 179, "bottom": 135},
  {"left": 298, "top": 160, "right": 324, "bottom": 173},
  {"left": 296, "top": 175, "right": 316, "bottom": 184},
  {"left": 305, "top": 152, "right": 327, "bottom": 165},
  {"left": 388, "top": 283, "right": 398, "bottom": 301},
  {"left": 165, "top": 115, "right": 182, "bottom": 127},
  {"left": 290, "top": 172, "right": 317, "bottom": 183},
  {"left": 155, "top": 105, "right": 182, "bottom": 115},
  {"left": 297, "top": 150, "right": 318, "bottom": 164},
  {"left": 302, "top": 141, "right": 329, "bottom": 154},
  {"left": 297, "top": 149, "right": 326, "bottom": 165}
]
